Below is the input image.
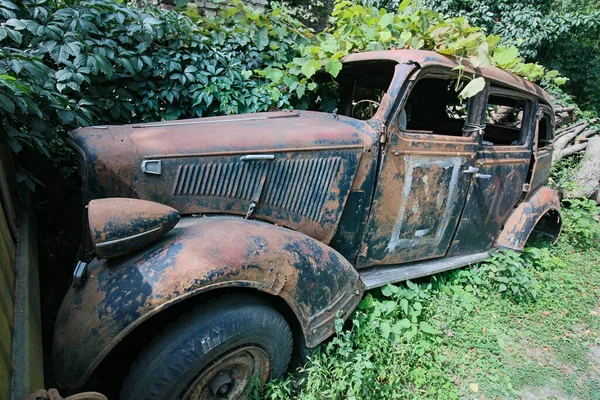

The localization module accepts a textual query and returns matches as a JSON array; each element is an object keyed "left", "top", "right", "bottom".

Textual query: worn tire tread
[{"left": 119, "top": 294, "right": 293, "bottom": 400}]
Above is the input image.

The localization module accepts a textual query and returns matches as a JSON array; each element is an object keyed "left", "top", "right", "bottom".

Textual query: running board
[{"left": 359, "top": 252, "right": 491, "bottom": 290}]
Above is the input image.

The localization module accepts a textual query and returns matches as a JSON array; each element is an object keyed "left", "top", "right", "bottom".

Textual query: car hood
[{"left": 69, "top": 110, "right": 372, "bottom": 243}]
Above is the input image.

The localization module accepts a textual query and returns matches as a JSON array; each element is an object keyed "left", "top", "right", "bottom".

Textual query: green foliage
[
  {"left": 560, "top": 198, "right": 600, "bottom": 250},
  {"left": 1, "top": 0, "right": 568, "bottom": 164},
  {"left": 262, "top": 0, "right": 565, "bottom": 106},
  {"left": 449, "top": 251, "right": 540, "bottom": 303},
  {"left": 419, "top": 0, "right": 600, "bottom": 113},
  {"left": 260, "top": 200, "right": 600, "bottom": 399},
  {"left": 0, "top": 0, "right": 309, "bottom": 156}
]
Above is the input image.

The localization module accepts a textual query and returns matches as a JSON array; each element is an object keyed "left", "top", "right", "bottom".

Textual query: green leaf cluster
[
  {"left": 0, "top": 0, "right": 309, "bottom": 157},
  {"left": 261, "top": 0, "right": 565, "bottom": 105}
]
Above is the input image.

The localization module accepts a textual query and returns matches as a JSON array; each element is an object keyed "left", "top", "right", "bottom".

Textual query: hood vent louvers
[{"left": 172, "top": 157, "right": 341, "bottom": 222}]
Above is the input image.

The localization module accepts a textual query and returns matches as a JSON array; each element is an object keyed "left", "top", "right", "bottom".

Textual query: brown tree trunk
[{"left": 569, "top": 136, "right": 600, "bottom": 204}]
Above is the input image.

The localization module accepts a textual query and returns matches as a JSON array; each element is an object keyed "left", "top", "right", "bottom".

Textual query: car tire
[{"left": 120, "top": 295, "right": 293, "bottom": 400}]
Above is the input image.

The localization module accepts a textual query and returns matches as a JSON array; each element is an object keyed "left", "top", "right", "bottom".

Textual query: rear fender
[
  {"left": 496, "top": 186, "right": 562, "bottom": 251},
  {"left": 53, "top": 216, "right": 363, "bottom": 389}
]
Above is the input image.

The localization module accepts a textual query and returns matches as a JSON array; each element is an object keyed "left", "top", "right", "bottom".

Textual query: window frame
[
  {"left": 535, "top": 104, "right": 555, "bottom": 150},
  {"left": 387, "top": 68, "right": 485, "bottom": 143},
  {"left": 481, "top": 86, "right": 536, "bottom": 149}
]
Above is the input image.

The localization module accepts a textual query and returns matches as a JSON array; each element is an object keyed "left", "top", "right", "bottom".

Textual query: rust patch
[
  {"left": 53, "top": 216, "right": 364, "bottom": 389},
  {"left": 88, "top": 198, "right": 180, "bottom": 259},
  {"left": 496, "top": 186, "right": 561, "bottom": 251}
]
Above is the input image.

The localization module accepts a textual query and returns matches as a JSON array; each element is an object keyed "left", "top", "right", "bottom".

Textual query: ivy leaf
[
  {"left": 398, "top": 0, "right": 411, "bottom": 12},
  {"left": 400, "top": 298, "right": 409, "bottom": 315},
  {"left": 256, "top": 26, "right": 269, "bottom": 51},
  {"left": 320, "top": 38, "right": 339, "bottom": 54},
  {"left": 295, "top": 83, "right": 305, "bottom": 98},
  {"left": 0, "top": 93, "right": 15, "bottom": 113},
  {"left": 379, "top": 30, "right": 392, "bottom": 42},
  {"left": 381, "top": 284, "right": 398, "bottom": 297},
  {"left": 555, "top": 77, "right": 567, "bottom": 85},
  {"left": 459, "top": 77, "right": 485, "bottom": 99},
  {"left": 325, "top": 59, "right": 342, "bottom": 77},
  {"left": 395, "top": 319, "right": 411, "bottom": 330},
  {"left": 380, "top": 321, "right": 391, "bottom": 338},
  {"left": 493, "top": 46, "right": 519, "bottom": 66},
  {"left": 301, "top": 59, "right": 321, "bottom": 79},
  {"left": 270, "top": 87, "right": 281, "bottom": 102},
  {"left": 379, "top": 13, "right": 394, "bottom": 28}
]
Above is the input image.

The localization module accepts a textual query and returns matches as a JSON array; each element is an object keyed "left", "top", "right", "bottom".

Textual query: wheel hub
[{"left": 181, "top": 346, "right": 270, "bottom": 399}]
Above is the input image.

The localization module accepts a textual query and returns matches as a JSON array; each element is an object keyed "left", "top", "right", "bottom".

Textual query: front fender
[
  {"left": 53, "top": 216, "right": 363, "bottom": 389},
  {"left": 496, "top": 186, "right": 562, "bottom": 251}
]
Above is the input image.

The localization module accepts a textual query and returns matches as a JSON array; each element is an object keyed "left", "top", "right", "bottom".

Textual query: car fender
[
  {"left": 496, "top": 186, "right": 562, "bottom": 251},
  {"left": 53, "top": 216, "right": 364, "bottom": 389}
]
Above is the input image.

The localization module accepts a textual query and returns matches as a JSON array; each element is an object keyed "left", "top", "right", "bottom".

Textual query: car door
[
  {"left": 447, "top": 87, "right": 535, "bottom": 256},
  {"left": 357, "top": 71, "right": 482, "bottom": 268}
]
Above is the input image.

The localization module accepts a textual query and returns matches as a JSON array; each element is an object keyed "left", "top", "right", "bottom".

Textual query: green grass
[{"left": 257, "top": 199, "right": 600, "bottom": 400}]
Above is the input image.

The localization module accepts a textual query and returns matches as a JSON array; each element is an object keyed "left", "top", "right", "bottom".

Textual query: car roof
[{"left": 343, "top": 50, "right": 552, "bottom": 106}]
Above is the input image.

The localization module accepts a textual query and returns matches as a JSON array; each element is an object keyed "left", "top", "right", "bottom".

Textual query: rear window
[
  {"left": 483, "top": 94, "right": 527, "bottom": 146},
  {"left": 537, "top": 112, "right": 554, "bottom": 149}
]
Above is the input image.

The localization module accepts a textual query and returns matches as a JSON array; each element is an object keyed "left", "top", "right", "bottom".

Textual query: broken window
[
  {"left": 537, "top": 111, "right": 554, "bottom": 149},
  {"left": 482, "top": 94, "right": 527, "bottom": 146},
  {"left": 399, "top": 77, "right": 470, "bottom": 137},
  {"left": 311, "top": 61, "right": 397, "bottom": 119}
]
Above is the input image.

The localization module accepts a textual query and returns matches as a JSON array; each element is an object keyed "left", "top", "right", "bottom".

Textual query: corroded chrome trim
[
  {"left": 95, "top": 226, "right": 162, "bottom": 248},
  {"left": 240, "top": 154, "right": 275, "bottom": 161}
]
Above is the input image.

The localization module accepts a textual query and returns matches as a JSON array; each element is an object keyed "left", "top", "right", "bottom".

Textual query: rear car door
[{"left": 448, "top": 87, "right": 535, "bottom": 256}]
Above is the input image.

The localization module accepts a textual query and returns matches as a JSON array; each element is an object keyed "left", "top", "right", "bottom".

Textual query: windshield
[{"left": 309, "top": 60, "right": 397, "bottom": 120}]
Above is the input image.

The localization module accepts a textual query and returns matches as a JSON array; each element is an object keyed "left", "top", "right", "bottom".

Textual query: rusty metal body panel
[
  {"left": 53, "top": 216, "right": 364, "bottom": 389},
  {"left": 448, "top": 146, "right": 532, "bottom": 255},
  {"left": 88, "top": 198, "right": 180, "bottom": 259},
  {"left": 358, "top": 130, "right": 479, "bottom": 266},
  {"left": 496, "top": 186, "right": 562, "bottom": 251},
  {"left": 70, "top": 111, "right": 374, "bottom": 244}
]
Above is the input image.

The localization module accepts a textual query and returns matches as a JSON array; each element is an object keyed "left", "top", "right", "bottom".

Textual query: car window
[
  {"left": 399, "top": 77, "right": 470, "bottom": 137},
  {"left": 537, "top": 111, "right": 554, "bottom": 149},
  {"left": 482, "top": 94, "right": 527, "bottom": 146},
  {"left": 311, "top": 60, "right": 397, "bottom": 119}
]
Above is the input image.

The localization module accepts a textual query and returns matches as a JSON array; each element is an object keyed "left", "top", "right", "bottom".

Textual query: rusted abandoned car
[{"left": 54, "top": 50, "right": 561, "bottom": 399}]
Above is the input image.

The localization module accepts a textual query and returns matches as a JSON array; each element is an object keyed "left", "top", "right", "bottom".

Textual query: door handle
[
  {"left": 240, "top": 154, "right": 275, "bottom": 161},
  {"left": 462, "top": 166, "right": 479, "bottom": 174},
  {"left": 475, "top": 173, "right": 492, "bottom": 179}
]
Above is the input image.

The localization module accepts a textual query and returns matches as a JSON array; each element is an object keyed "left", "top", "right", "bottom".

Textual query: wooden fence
[{"left": 0, "top": 139, "right": 44, "bottom": 399}]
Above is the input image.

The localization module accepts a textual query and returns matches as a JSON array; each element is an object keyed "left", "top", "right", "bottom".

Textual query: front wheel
[{"left": 120, "top": 295, "right": 293, "bottom": 400}]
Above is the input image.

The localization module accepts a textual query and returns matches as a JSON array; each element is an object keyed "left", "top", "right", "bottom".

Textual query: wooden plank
[
  {"left": 11, "top": 206, "right": 44, "bottom": 399},
  {"left": 0, "top": 201, "right": 16, "bottom": 299},
  {"left": 0, "top": 185, "right": 15, "bottom": 400},
  {"left": 0, "top": 302, "right": 13, "bottom": 400},
  {"left": 0, "top": 264, "right": 14, "bottom": 331},
  {"left": 0, "top": 138, "right": 18, "bottom": 237}
]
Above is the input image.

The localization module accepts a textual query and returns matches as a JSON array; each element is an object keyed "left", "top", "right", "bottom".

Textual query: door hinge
[{"left": 379, "top": 126, "right": 387, "bottom": 144}]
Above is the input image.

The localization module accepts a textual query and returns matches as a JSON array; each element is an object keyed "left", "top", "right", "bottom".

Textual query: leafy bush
[
  {"left": 0, "top": 0, "right": 309, "bottom": 156},
  {"left": 419, "top": 0, "right": 600, "bottom": 113},
  {"left": 560, "top": 198, "right": 600, "bottom": 249},
  {"left": 260, "top": 280, "right": 458, "bottom": 400},
  {"left": 1, "top": 0, "right": 567, "bottom": 165},
  {"left": 449, "top": 251, "right": 540, "bottom": 303},
  {"left": 263, "top": 0, "right": 565, "bottom": 107}
]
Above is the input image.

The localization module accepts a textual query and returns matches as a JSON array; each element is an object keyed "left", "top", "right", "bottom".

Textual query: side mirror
[{"left": 87, "top": 198, "right": 180, "bottom": 259}]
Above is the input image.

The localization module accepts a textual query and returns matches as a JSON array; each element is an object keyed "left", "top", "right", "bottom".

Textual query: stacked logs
[{"left": 553, "top": 106, "right": 600, "bottom": 203}]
